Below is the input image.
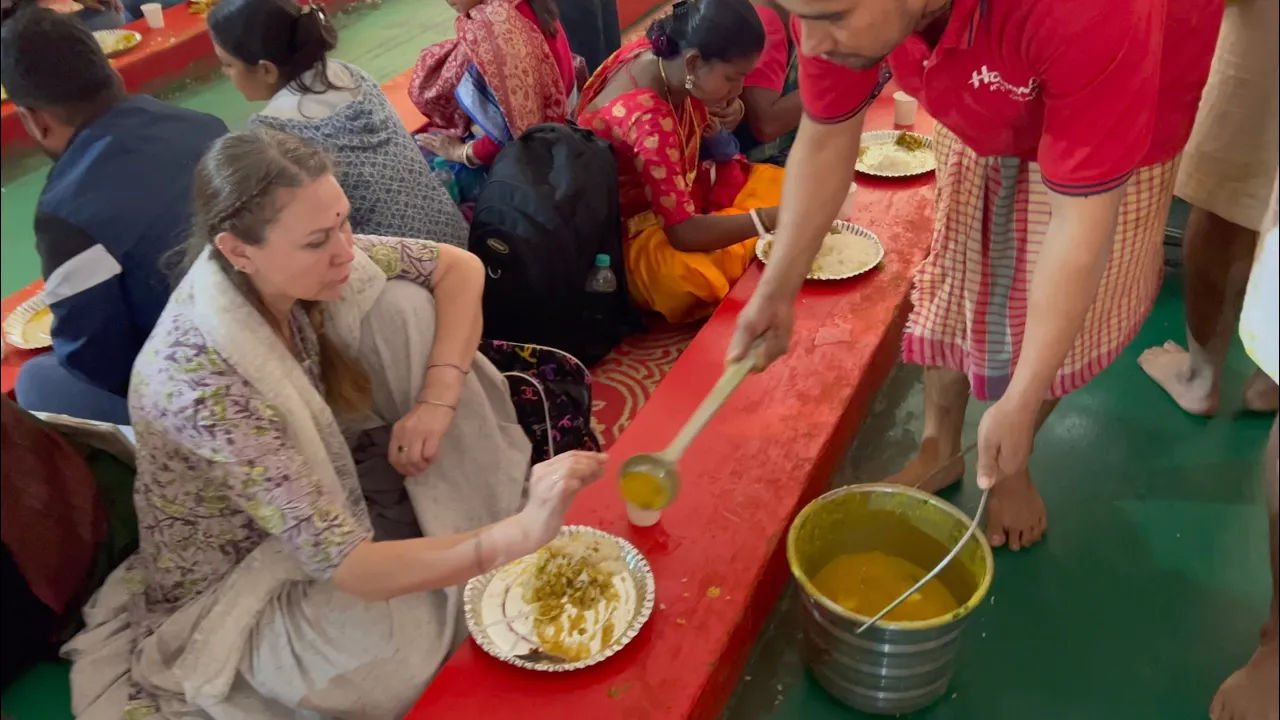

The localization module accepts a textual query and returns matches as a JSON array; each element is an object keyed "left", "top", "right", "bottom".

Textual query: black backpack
[{"left": 469, "top": 123, "right": 643, "bottom": 367}]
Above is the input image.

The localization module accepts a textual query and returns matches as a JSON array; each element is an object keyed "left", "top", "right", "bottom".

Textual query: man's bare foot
[
  {"left": 883, "top": 440, "right": 965, "bottom": 494},
  {"left": 1243, "top": 371, "right": 1280, "bottom": 414},
  {"left": 1210, "top": 640, "right": 1279, "bottom": 720},
  {"left": 986, "top": 470, "right": 1047, "bottom": 551},
  {"left": 1137, "top": 341, "right": 1218, "bottom": 416}
]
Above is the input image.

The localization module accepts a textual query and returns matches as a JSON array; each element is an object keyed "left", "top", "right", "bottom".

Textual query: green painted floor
[
  {"left": 2, "top": 4, "right": 1272, "bottom": 719},
  {"left": 724, "top": 276, "right": 1274, "bottom": 719}
]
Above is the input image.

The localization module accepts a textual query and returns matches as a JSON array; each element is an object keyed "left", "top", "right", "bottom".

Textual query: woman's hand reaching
[
  {"left": 517, "top": 451, "right": 609, "bottom": 550},
  {"left": 388, "top": 402, "right": 455, "bottom": 477},
  {"left": 416, "top": 133, "right": 467, "bottom": 164}
]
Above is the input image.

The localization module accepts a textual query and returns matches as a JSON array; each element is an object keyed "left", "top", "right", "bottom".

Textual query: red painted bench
[
  {"left": 408, "top": 90, "right": 936, "bottom": 720},
  {"left": 0, "top": 0, "right": 362, "bottom": 153}
]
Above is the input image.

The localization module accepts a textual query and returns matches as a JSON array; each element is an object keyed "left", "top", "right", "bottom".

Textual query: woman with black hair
[
  {"left": 575, "top": 0, "right": 782, "bottom": 323},
  {"left": 208, "top": 0, "right": 469, "bottom": 247},
  {"left": 409, "top": 0, "right": 577, "bottom": 201}
]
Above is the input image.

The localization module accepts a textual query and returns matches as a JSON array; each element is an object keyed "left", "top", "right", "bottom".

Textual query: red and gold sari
[
  {"left": 576, "top": 39, "right": 784, "bottom": 323},
  {"left": 409, "top": 0, "right": 567, "bottom": 139}
]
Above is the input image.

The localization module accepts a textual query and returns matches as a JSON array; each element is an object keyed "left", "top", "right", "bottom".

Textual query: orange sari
[{"left": 576, "top": 40, "right": 784, "bottom": 323}]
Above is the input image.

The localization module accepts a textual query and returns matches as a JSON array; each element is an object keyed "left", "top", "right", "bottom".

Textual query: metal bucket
[{"left": 787, "top": 483, "right": 993, "bottom": 715}]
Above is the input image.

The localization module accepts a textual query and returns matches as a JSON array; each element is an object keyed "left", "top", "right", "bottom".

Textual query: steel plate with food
[
  {"left": 3, "top": 294, "right": 54, "bottom": 350},
  {"left": 756, "top": 220, "right": 884, "bottom": 281},
  {"left": 856, "top": 130, "right": 936, "bottom": 177},
  {"left": 93, "top": 29, "right": 143, "bottom": 58},
  {"left": 463, "top": 526, "right": 655, "bottom": 671}
]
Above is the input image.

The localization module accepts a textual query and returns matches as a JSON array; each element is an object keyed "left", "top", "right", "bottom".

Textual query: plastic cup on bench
[
  {"left": 625, "top": 501, "right": 662, "bottom": 527},
  {"left": 141, "top": 3, "right": 165, "bottom": 28}
]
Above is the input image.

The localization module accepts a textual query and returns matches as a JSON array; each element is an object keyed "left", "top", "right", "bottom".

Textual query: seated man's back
[{"left": 1, "top": 7, "right": 227, "bottom": 422}]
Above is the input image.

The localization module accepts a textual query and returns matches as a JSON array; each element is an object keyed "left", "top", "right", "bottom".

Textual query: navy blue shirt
[{"left": 36, "top": 96, "right": 227, "bottom": 397}]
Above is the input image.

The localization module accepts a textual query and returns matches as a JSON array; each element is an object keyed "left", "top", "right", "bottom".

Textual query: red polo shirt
[
  {"left": 795, "top": 0, "right": 1220, "bottom": 196},
  {"left": 744, "top": 6, "right": 792, "bottom": 93}
]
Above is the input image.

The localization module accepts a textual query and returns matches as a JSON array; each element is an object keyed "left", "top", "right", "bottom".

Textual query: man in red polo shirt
[{"left": 729, "top": 0, "right": 1219, "bottom": 550}]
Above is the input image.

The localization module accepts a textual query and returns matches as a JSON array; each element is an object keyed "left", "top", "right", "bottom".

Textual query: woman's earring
[{"left": 684, "top": 75, "right": 694, "bottom": 91}]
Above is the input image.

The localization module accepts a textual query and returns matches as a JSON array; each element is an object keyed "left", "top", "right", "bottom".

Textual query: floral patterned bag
[{"left": 480, "top": 340, "right": 601, "bottom": 463}]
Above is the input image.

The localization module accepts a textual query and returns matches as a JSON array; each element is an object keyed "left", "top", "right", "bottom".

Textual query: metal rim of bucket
[{"left": 786, "top": 483, "right": 994, "bottom": 632}]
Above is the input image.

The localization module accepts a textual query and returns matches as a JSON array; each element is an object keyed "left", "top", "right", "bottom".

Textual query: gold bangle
[
  {"left": 461, "top": 142, "right": 481, "bottom": 168},
  {"left": 416, "top": 399, "right": 457, "bottom": 411},
  {"left": 427, "top": 362, "right": 471, "bottom": 375}
]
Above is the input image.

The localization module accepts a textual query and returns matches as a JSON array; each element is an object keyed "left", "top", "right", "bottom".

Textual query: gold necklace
[{"left": 655, "top": 56, "right": 695, "bottom": 181}]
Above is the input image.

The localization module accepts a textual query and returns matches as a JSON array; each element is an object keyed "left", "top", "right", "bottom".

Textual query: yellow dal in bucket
[
  {"left": 619, "top": 471, "right": 669, "bottom": 510},
  {"left": 788, "top": 484, "right": 992, "bottom": 628},
  {"left": 811, "top": 551, "right": 959, "bottom": 622}
]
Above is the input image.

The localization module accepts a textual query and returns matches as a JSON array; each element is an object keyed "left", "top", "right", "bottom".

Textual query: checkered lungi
[{"left": 901, "top": 123, "right": 1178, "bottom": 401}]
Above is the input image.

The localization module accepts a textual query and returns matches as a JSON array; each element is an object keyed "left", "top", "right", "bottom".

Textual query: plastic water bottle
[
  {"left": 585, "top": 254, "right": 617, "bottom": 294},
  {"left": 428, "top": 156, "right": 460, "bottom": 204},
  {"left": 584, "top": 254, "right": 618, "bottom": 345}
]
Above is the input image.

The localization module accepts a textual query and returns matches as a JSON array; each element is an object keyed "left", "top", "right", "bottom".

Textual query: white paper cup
[
  {"left": 141, "top": 3, "right": 165, "bottom": 28},
  {"left": 839, "top": 181, "right": 858, "bottom": 222},
  {"left": 893, "top": 91, "right": 918, "bottom": 126},
  {"left": 625, "top": 501, "right": 662, "bottom": 527}
]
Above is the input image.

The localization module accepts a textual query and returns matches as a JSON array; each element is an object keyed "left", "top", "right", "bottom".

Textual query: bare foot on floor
[
  {"left": 1137, "top": 341, "right": 1217, "bottom": 416},
  {"left": 1210, "top": 641, "right": 1279, "bottom": 720},
  {"left": 986, "top": 470, "right": 1047, "bottom": 551},
  {"left": 1243, "top": 371, "right": 1280, "bottom": 414},
  {"left": 883, "top": 442, "right": 965, "bottom": 494}
]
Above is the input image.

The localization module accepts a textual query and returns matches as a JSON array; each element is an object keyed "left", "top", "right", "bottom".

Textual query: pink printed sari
[{"left": 409, "top": 0, "right": 568, "bottom": 139}]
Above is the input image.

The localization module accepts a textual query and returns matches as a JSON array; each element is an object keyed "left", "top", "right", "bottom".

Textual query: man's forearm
[
  {"left": 755, "top": 114, "right": 864, "bottom": 302},
  {"left": 1005, "top": 189, "right": 1123, "bottom": 406}
]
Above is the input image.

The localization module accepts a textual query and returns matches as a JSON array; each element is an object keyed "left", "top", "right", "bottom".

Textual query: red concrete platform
[
  {"left": 409, "top": 89, "right": 936, "bottom": 720},
  {"left": 3, "top": 7, "right": 211, "bottom": 153},
  {"left": 0, "top": 0, "right": 359, "bottom": 154}
]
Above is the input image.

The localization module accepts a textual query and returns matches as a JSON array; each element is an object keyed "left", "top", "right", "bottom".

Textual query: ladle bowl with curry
[{"left": 787, "top": 483, "right": 993, "bottom": 715}]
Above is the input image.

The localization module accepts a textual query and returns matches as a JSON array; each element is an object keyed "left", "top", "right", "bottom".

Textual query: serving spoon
[{"left": 617, "top": 345, "right": 762, "bottom": 511}]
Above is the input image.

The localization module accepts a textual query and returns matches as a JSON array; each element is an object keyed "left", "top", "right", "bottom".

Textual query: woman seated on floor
[
  {"left": 575, "top": 0, "right": 782, "bottom": 324},
  {"left": 732, "top": 0, "right": 800, "bottom": 166},
  {"left": 409, "top": 0, "right": 576, "bottom": 201},
  {"left": 208, "top": 0, "right": 469, "bottom": 247},
  {"left": 63, "top": 129, "right": 607, "bottom": 719}
]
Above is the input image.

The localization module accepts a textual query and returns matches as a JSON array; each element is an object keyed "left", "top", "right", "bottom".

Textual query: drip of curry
[{"left": 811, "top": 551, "right": 959, "bottom": 622}]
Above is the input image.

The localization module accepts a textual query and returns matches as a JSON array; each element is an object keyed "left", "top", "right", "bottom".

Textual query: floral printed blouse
[{"left": 122, "top": 236, "right": 439, "bottom": 714}]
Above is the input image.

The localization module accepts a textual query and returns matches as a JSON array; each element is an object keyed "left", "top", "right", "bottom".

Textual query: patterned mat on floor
[{"left": 590, "top": 324, "right": 698, "bottom": 448}]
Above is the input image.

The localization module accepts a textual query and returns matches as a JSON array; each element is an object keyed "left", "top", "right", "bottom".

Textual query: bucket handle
[{"left": 855, "top": 444, "right": 987, "bottom": 635}]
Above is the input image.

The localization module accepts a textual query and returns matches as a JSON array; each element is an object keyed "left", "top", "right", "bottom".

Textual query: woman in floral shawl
[
  {"left": 63, "top": 129, "right": 606, "bottom": 719},
  {"left": 411, "top": 0, "right": 577, "bottom": 200}
]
